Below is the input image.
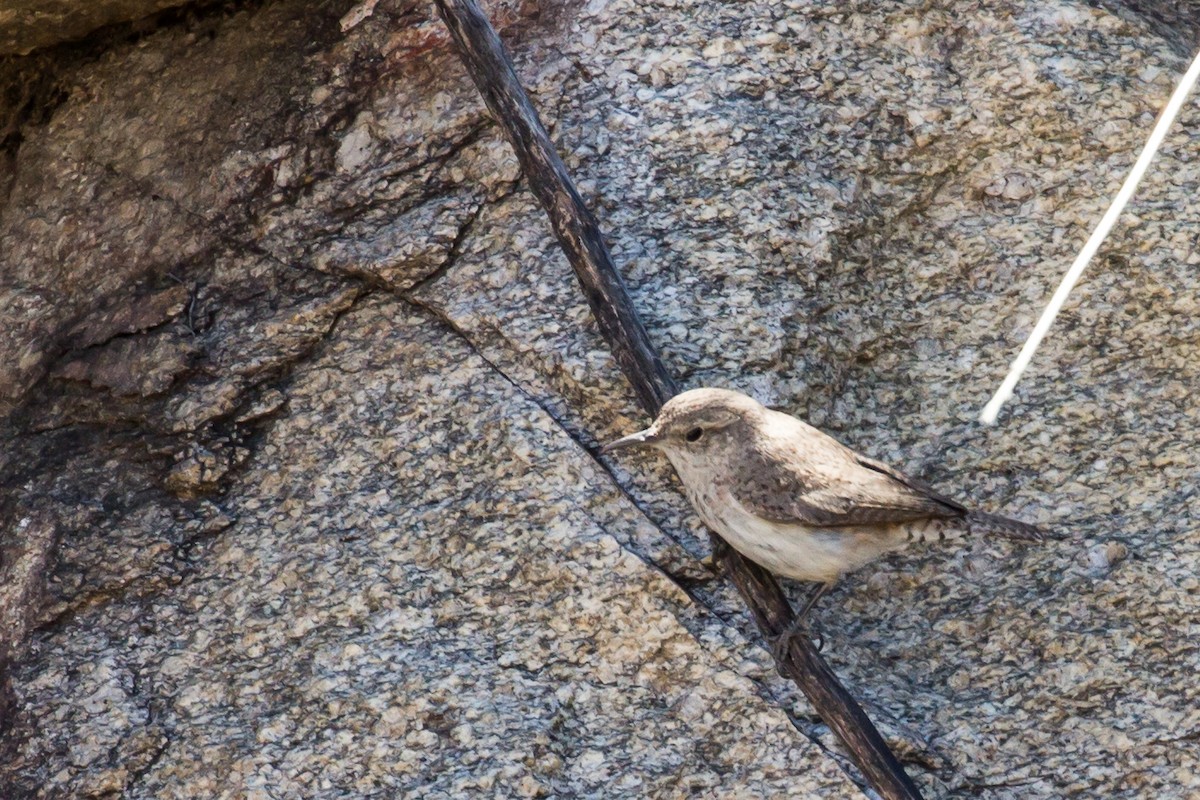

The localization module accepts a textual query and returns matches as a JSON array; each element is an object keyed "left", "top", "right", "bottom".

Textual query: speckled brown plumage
[{"left": 606, "top": 387, "right": 1044, "bottom": 587}]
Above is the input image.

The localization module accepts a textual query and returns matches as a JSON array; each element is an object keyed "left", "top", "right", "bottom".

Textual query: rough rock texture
[
  {"left": 0, "top": 1, "right": 194, "bottom": 55},
  {"left": 1095, "top": 0, "right": 1200, "bottom": 53},
  {"left": 2, "top": 0, "right": 1200, "bottom": 797}
]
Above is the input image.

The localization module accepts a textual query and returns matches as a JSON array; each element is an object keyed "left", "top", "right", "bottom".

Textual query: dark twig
[
  {"left": 431, "top": 1, "right": 672, "bottom": 416},
  {"left": 431, "top": 2, "right": 924, "bottom": 798}
]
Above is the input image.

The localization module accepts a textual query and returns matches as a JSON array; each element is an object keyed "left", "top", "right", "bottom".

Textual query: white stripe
[{"left": 980, "top": 46, "right": 1200, "bottom": 425}]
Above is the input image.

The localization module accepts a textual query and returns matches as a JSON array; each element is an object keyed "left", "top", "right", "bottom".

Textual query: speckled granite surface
[
  {"left": 8, "top": 298, "right": 855, "bottom": 797},
  {"left": 2, "top": 0, "right": 1199, "bottom": 797}
]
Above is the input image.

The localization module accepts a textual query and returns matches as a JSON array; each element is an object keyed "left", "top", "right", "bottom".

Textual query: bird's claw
[
  {"left": 771, "top": 616, "right": 823, "bottom": 675},
  {"left": 701, "top": 538, "right": 732, "bottom": 576}
]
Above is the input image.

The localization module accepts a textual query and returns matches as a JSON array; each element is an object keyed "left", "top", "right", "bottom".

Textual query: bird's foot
[
  {"left": 700, "top": 538, "right": 732, "bottom": 576},
  {"left": 770, "top": 616, "right": 823, "bottom": 675}
]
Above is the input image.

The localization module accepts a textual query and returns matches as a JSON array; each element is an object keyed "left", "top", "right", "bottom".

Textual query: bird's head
[{"left": 602, "top": 388, "right": 764, "bottom": 460}]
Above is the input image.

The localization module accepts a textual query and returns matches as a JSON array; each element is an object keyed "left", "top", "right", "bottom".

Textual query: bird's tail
[{"left": 966, "top": 510, "right": 1045, "bottom": 542}]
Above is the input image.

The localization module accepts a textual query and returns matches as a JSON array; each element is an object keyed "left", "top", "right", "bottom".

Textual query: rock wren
[{"left": 604, "top": 387, "right": 1044, "bottom": 621}]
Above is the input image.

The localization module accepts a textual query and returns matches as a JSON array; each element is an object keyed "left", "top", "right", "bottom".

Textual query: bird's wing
[
  {"left": 731, "top": 425, "right": 967, "bottom": 528},
  {"left": 850, "top": 453, "right": 968, "bottom": 518}
]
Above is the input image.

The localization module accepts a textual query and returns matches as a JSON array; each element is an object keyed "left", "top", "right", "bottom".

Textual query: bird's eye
[{"left": 685, "top": 427, "right": 704, "bottom": 443}]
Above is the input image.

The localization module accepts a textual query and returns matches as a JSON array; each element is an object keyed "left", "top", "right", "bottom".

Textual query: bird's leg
[
  {"left": 712, "top": 536, "right": 731, "bottom": 562},
  {"left": 771, "top": 582, "right": 833, "bottom": 671},
  {"left": 700, "top": 537, "right": 732, "bottom": 576},
  {"left": 797, "top": 581, "right": 831, "bottom": 620}
]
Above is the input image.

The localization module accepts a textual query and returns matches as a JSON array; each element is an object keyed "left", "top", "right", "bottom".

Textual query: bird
[{"left": 603, "top": 387, "right": 1045, "bottom": 633}]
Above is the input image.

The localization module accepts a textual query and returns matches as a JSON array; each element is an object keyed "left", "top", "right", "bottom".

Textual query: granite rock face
[{"left": 2, "top": 0, "right": 1200, "bottom": 797}]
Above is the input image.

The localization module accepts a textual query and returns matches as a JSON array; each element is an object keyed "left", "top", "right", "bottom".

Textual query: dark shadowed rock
[{"left": 0, "top": 1, "right": 194, "bottom": 55}]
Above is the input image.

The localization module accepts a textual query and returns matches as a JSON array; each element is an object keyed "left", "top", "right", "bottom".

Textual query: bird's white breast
[{"left": 666, "top": 449, "right": 900, "bottom": 583}]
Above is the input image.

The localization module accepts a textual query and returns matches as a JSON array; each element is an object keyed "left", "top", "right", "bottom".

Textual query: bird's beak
[{"left": 601, "top": 427, "right": 660, "bottom": 453}]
